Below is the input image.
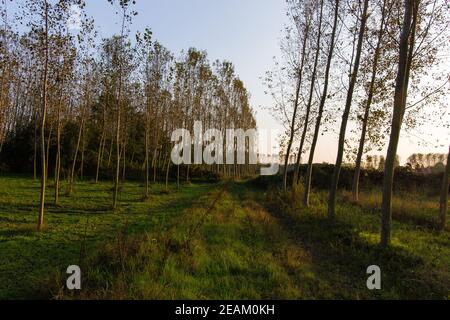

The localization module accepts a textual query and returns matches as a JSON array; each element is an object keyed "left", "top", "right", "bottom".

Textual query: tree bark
[
  {"left": 45, "top": 122, "right": 52, "bottom": 182},
  {"left": 165, "top": 154, "right": 171, "bottom": 192},
  {"left": 54, "top": 89, "right": 63, "bottom": 205},
  {"left": 177, "top": 164, "right": 180, "bottom": 189},
  {"left": 80, "top": 122, "right": 85, "bottom": 180},
  {"left": 352, "top": 0, "right": 388, "bottom": 202},
  {"left": 37, "top": 0, "right": 49, "bottom": 232},
  {"left": 33, "top": 104, "right": 38, "bottom": 180},
  {"left": 144, "top": 126, "right": 149, "bottom": 197},
  {"left": 113, "top": 91, "right": 122, "bottom": 209},
  {"left": 113, "top": 19, "right": 126, "bottom": 210},
  {"left": 284, "top": 14, "right": 310, "bottom": 190},
  {"left": 153, "top": 147, "right": 158, "bottom": 183},
  {"left": 303, "top": 0, "right": 340, "bottom": 207},
  {"left": 69, "top": 108, "right": 85, "bottom": 195},
  {"left": 439, "top": 146, "right": 450, "bottom": 231},
  {"left": 380, "top": 0, "right": 418, "bottom": 248},
  {"left": 95, "top": 109, "right": 106, "bottom": 183},
  {"left": 328, "top": 0, "right": 369, "bottom": 219},
  {"left": 292, "top": 0, "right": 324, "bottom": 188},
  {"left": 122, "top": 137, "right": 126, "bottom": 181}
]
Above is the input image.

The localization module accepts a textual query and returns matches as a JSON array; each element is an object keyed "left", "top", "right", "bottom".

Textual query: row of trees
[
  {"left": 268, "top": 0, "right": 449, "bottom": 246},
  {"left": 363, "top": 153, "right": 448, "bottom": 173},
  {"left": 0, "top": 0, "right": 257, "bottom": 230},
  {"left": 407, "top": 153, "right": 449, "bottom": 170},
  {"left": 364, "top": 154, "right": 399, "bottom": 171}
]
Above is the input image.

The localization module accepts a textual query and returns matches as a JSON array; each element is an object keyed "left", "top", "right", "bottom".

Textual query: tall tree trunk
[
  {"left": 352, "top": 0, "right": 388, "bottom": 202},
  {"left": 380, "top": 0, "right": 418, "bottom": 247},
  {"left": 439, "top": 146, "right": 450, "bottom": 231},
  {"left": 177, "top": 164, "right": 180, "bottom": 189},
  {"left": 144, "top": 127, "right": 149, "bottom": 197},
  {"left": 153, "top": 147, "right": 158, "bottom": 183},
  {"left": 328, "top": 0, "right": 369, "bottom": 219},
  {"left": 292, "top": 0, "right": 324, "bottom": 187},
  {"left": 45, "top": 122, "right": 52, "bottom": 182},
  {"left": 303, "top": 0, "right": 340, "bottom": 207},
  {"left": 69, "top": 107, "right": 86, "bottom": 195},
  {"left": 37, "top": 0, "right": 49, "bottom": 232},
  {"left": 284, "top": 16, "right": 310, "bottom": 190},
  {"left": 113, "top": 79, "right": 122, "bottom": 209},
  {"left": 107, "top": 138, "right": 113, "bottom": 168},
  {"left": 165, "top": 153, "right": 171, "bottom": 192},
  {"left": 80, "top": 122, "right": 85, "bottom": 180},
  {"left": 33, "top": 106, "right": 38, "bottom": 180},
  {"left": 113, "top": 17, "right": 126, "bottom": 210},
  {"left": 122, "top": 138, "right": 126, "bottom": 181},
  {"left": 95, "top": 117, "right": 105, "bottom": 183},
  {"left": 54, "top": 92, "right": 63, "bottom": 205}
]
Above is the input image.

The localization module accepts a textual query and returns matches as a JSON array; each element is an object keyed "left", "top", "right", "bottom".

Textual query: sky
[{"left": 8, "top": 0, "right": 450, "bottom": 164}]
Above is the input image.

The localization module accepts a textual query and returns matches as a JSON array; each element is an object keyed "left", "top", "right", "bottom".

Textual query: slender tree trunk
[
  {"left": 45, "top": 122, "right": 52, "bottom": 182},
  {"left": 165, "top": 154, "right": 170, "bottom": 192},
  {"left": 352, "top": 0, "right": 388, "bottom": 202},
  {"left": 54, "top": 92, "right": 63, "bottom": 205},
  {"left": 284, "top": 18, "right": 310, "bottom": 190},
  {"left": 303, "top": 0, "right": 340, "bottom": 207},
  {"left": 37, "top": 0, "right": 49, "bottom": 232},
  {"left": 380, "top": 0, "right": 418, "bottom": 247},
  {"left": 439, "top": 146, "right": 450, "bottom": 230},
  {"left": 144, "top": 127, "right": 149, "bottom": 197},
  {"left": 69, "top": 109, "right": 85, "bottom": 195},
  {"left": 328, "top": 0, "right": 369, "bottom": 219},
  {"left": 95, "top": 121, "right": 105, "bottom": 183},
  {"left": 33, "top": 107, "right": 38, "bottom": 180},
  {"left": 0, "top": 128, "right": 4, "bottom": 155},
  {"left": 113, "top": 17, "right": 126, "bottom": 210},
  {"left": 80, "top": 122, "right": 85, "bottom": 180},
  {"left": 11, "top": 78, "right": 21, "bottom": 132},
  {"left": 153, "top": 147, "right": 158, "bottom": 183},
  {"left": 177, "top": 164, "right": 180, "bottom": 189},
  {"left": 107, "top": 138, "right": 113, "bottom": 168},
  {"left": 122, "top": 139, "right": 126, "bottom": 181},
  {"left": 0, "top": 67, "right": 6, "bottom": 156},
  {"left": 292, "top": 0, "right": 324, "bottom": 187},
  {"left": 113, "top": 81, "right": 122, "bottom": 208},
  {"left": 352, "top": 106, "right": 370, "bottom": 201}
]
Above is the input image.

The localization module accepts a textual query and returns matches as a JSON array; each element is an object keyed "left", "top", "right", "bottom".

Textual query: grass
[
  {"left": 266, "top": 183, "right": 450, "bottom": 299},
  {"left": 0, "top": 175, "right": 213, "bottom": 299},
  {"left": 0, "top": 175, "right": 449, "bottom": 299}
]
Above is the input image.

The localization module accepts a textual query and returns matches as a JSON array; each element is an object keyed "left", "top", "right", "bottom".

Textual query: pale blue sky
[{"left": 86, "top": 0, "right": 287, "bottom": 136}]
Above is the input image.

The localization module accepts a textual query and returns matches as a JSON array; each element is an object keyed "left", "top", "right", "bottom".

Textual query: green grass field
[{"left": 0, "top": 176, "right": 449, "bottom": 299}]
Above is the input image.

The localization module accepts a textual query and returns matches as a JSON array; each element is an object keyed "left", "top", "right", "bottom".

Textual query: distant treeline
[{"left": 273, "top": 164, "right": 448, "bottom": 196}]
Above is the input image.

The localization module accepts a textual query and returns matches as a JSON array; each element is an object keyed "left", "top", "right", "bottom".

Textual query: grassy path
[{"left": 74, "top": 180, "right": 315, "bottom": 299}]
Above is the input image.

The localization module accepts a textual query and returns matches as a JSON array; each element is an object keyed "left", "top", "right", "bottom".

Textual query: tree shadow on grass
[
  {"left": 0, "top": 202, "right": 37, "bottom": 216},
  {"left": 268, "top": 205, "right": 448, "bottom": 299},
  {"left": 0, "top": 224, "right": 37, "bottom": 239},
  {"left": 0, "top": 216, "right": 32, "bottom": 224},
  {"left": 231, "top": 180, "right": 448, "bottom": 299},
  {"left": 48, "top": 205, "right": 112, "bottom": 215},
  {"left": 391, "top": 211, "right": 440, "bottom": 232}
]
